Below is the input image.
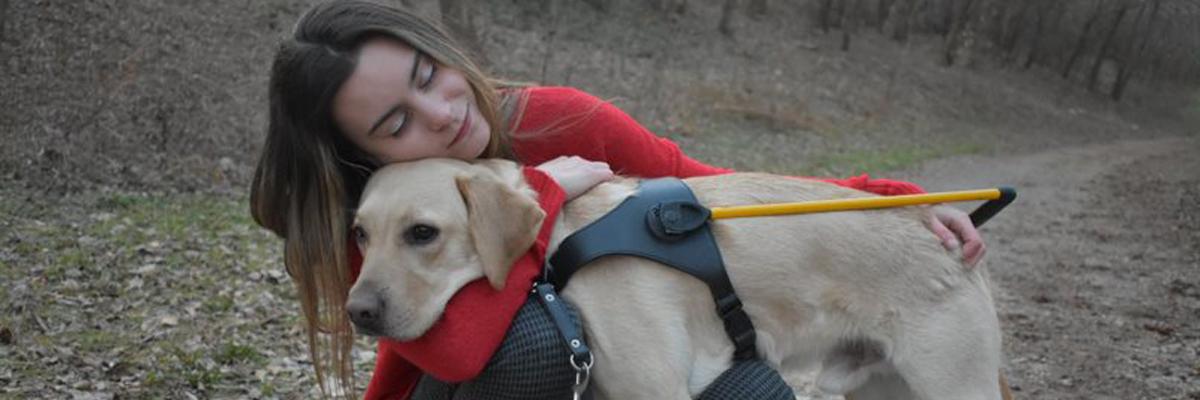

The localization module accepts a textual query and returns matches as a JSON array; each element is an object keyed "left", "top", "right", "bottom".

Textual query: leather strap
[
  {"left": 532, "top": 282, "right": 594, "bottom": 400},
  {"left": 533, "top": 282, "right": 592, "bottom": 364},
  {"left": 545, "top": 178, "right": 758, "bottom": 360}
]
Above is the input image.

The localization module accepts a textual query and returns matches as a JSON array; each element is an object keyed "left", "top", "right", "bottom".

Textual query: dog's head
[{"left": 346, "top": 158, "right": 544, "bottom": 340}]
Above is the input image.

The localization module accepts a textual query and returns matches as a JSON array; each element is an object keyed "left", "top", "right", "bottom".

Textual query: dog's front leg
[
  {"left": 584, "top": 324, "right": 697, "bottom": 400},
  {"left": 565, "top": 260, "right": 709, "bottom": 400}
]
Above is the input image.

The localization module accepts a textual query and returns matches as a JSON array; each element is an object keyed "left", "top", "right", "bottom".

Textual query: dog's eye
[
  {"left": 352, "top": 225, "right": 368, "bottom": 247},
  {"left": 404, "top": 224, "right": 439, "bottom": 245}
]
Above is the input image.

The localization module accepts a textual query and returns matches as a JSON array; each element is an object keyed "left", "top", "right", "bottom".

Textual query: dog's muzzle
[{"left": 346, "top": 293, "right": 386, "bottom": 335}]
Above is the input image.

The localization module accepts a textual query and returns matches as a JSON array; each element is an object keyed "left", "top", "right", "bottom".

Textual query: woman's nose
[{"left": 415, "top": 98, "right": 454, "bottom": 133}]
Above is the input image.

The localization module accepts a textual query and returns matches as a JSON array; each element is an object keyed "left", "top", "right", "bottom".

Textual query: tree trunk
[
  {"left": 439, "top": 0, "right": 489, "bottom": 67},
  {"left": 831, "top": 0, "right": 847, "bottom": 29},
  {"left": 942, "top": 0, "right": 977, "bottom": 67},
  {"left": 1022, "top": 8, "right": 1043, "bottom": 69},
  {"left": 890, "top": 0, "right": 917, "bottom": 42},
  {"left": 1025, "top": 2, "right": 1063, "bottom": 70},
  {"left": 0, "top": 0, "right": 8, "bottom": 46},
  {"left": 536, "top": 0, "right": 558, "bottom": 82},
  {"left": 1061, "top": 1, "right": 1105, "bottom": 80},
  {"left": 1087, "top": 3, "right": 1130, "bottom": 91},
  {"left": 937, "top": 0, "right": 954, "bottom": 37},
  {"left": 887, "top": 0, "right": 904, "bottom": 40},
  {"left": 719, "top": 0, "right": 737, "bottom": 36},
  {"left": 817, "top": 0, "right": 835, "bottom": 33},
  {"left": 841, "top": 0, "right": 859, "bottom": 51},
  {"left": 1112, "top": 0, "right": 1161, "bottom": 100},
  {"left": 876, "top": 0, "right": 894, "bottom": 32},
  {"left": 1001, "top": 0, "right": 1031, "bottom": 59}
]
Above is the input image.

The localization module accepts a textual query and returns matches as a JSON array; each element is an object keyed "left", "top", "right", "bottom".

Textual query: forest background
[{"left": 2, "top": 0, "right": 1198, "bottom": 399}]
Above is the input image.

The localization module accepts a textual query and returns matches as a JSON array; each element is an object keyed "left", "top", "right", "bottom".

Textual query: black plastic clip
[{"left": 716, "top": 294, "right": 758, "bottom": 360}]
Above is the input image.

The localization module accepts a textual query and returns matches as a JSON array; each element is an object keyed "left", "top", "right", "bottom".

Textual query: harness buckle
[
  {"left": 716, "top": 294, "right": 758, "bottom": 360},
  {"left": 716, "top": 294, "right": 743, "bottom": 317}
]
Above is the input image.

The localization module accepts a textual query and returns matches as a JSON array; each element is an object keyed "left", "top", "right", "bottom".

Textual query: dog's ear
[{"left": 456, "top": 171, "right": 545, "bottom": 290}]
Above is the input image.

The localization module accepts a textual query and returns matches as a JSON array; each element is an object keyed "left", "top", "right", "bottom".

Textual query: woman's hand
[
  {"left": 535, "top": 156, "right": 614, "bottom": 200},
  {"left": 924, "top": 205, "right": 987, "bottom": 267}
]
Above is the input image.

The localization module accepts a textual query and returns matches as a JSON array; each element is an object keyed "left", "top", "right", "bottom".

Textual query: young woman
[{"left": 250, "top": 1, "right": 986, "bottom": 399}]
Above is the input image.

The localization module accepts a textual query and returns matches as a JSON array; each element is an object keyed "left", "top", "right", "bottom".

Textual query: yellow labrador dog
[{"left": 349, "top": 158, "right": 1006, "bottom": 400}]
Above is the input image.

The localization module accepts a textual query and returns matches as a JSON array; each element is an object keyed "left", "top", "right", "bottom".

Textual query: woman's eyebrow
[{"left": 366, "top": 52, "right": 424, "bottom": 137}]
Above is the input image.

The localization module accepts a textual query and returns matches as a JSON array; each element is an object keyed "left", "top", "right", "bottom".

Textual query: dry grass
[{"left": 0, "top": 190, "right": 373, "bottom": 398}]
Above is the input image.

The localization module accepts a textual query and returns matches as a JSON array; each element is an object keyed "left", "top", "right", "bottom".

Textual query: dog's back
[{"left": 558, "top": 173, "right": 1003, "bottom": 400}]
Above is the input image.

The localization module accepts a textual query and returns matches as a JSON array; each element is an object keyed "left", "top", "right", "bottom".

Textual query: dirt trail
[{"left": 893, "top": 136, "right": 1200, "bottom": 399}]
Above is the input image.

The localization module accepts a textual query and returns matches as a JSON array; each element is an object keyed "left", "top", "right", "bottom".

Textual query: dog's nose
[{"left": 346, "top": 295, "right": 384, "bottom": 332}]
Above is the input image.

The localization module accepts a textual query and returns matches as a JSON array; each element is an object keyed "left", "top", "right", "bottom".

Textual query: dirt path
[{"left": 892, "top": 136, "right": 1200, "bottom": 399}]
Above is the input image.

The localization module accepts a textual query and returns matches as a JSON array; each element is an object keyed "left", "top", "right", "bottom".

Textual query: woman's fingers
[
  {"left": 962, "top": 240, "right": 986, "bottom": 267},
  {"left": 535, "top": 156, "right": 613, "bottom": 200},
  {"left": 925, "top": 207, "right": 960, "bottom": 250},
  {"left": 930, "top": 205, "right": 988, "bottom": 267},
  {"left": 949, "top": 213, "right": 985, "bottom": 267}
]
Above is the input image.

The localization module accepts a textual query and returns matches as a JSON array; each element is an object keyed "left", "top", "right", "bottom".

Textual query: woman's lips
[{"left": 447, "top": 105, "right": 471, "bottom": 149}]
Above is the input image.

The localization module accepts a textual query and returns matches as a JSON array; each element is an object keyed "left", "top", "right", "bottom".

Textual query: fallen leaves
[{"left": 0, "top": 191, "right": 376, "bottom": 398}]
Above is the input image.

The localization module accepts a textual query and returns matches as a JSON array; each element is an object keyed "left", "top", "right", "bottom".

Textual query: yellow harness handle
[{"left": 709, "top": 187, "right": 1016, "bottom": 227}]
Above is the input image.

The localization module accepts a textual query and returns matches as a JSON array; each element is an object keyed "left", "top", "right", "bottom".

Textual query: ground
[
  {"left": 1, "top": 1, "right": 1198, "bottom": 399},
  {"left": 895, "top": 137, "right": 1200, "bottom": 400},
  {"left": 783, "top": 137, "right": 1200, "bottom": 400}
]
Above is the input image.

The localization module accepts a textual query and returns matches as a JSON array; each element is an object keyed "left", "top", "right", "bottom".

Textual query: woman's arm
[
  {"left": 510, "top": 87, "right": 922, "bottom": 194},
  {"left": 511, "top": 87, "right": 983, "bottom": 263}
]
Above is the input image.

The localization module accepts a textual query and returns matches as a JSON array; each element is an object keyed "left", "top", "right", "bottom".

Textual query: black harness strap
[
  {"left": 533, "top": 281, "right": 594, "bottom": 399},
  {"left": 544, "top": 178, "right": 758, "bottom": 360}
]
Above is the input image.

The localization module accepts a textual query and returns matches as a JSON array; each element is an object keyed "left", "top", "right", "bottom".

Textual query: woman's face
[{"left": 332, "top": 37, "right": 491, "bottom": 164}]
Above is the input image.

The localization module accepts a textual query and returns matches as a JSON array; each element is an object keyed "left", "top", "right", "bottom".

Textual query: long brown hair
[{"left": 249, "top": 1, "right": 526, "bottom": 395}]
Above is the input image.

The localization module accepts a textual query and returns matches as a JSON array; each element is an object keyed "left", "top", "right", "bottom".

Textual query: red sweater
[{"left": 357, "top": 87, "right": 924, "bottom": 399}]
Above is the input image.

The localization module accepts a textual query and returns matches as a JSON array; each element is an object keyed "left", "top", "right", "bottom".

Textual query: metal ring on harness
[{"left": 570, "top": 353, "right": 594, "bottom": 372}]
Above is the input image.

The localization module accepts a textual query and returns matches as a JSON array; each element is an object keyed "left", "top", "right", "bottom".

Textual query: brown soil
[{"left": 894, "top": 137, "right": 1200, "bottom": 400}]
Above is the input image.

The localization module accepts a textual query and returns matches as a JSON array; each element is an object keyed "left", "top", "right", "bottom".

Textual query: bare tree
[
  {"left": 536, "top": 0, "right": 559, "bottom": 83},
  {"left": 935, "top": 0, "right": 955, "bottom": 36},
  {"left": 817, "top": 0, "right": 836, "bottom": 33},
  {"left": 0, "top": 0, "right": 8, "bottom": 46},
  {"left": 727, "top": 0, "right": 1196, "bottom": 96},
  {"left": 719, "top": 0, "right": 738, "bottom": 36},
  {"left": 1023, "top": 2, "right": 1064, "bottom": 70},
  {"left": 832, "top": 0, "right": 850, "bottom": 30},
  {"left": 841, "top": 0, "right": 861, "bottom": 51},
  {"left": 1112, "top": 0, "right": 1162, "bottom": 100},
  {"left": 1087, "top": 2, "right": 1131, "bottom": 91},
  {"left": 1062, "top": 1, "right": 1106, "bottom": 79},
  {"left": 999, "top": 0, "right": 1032, "bottom": 61},
  {"left": 942, "top": 0, "right": 978, "bottom": 66},
  {"left": 876, "top": 0, "right": 896, "bottom": 32},
  {"left": 888, "top": 0, "right": 919, "bottom": 42}
]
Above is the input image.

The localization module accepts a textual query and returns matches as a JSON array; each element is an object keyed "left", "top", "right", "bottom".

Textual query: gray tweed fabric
[
  {"left": 697, "top": 360, "right": 795, "bottom": 400},
  {"left": 410, "top": 293, "right": 793, "bottom": 399},
  {"left": 411, "top": 293, "right": 581, "bottom": 400}
]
